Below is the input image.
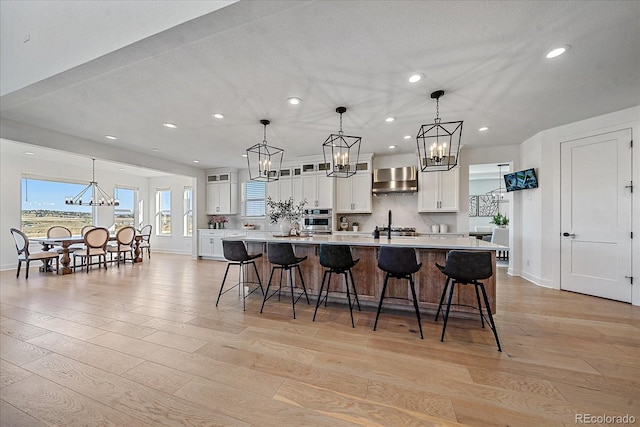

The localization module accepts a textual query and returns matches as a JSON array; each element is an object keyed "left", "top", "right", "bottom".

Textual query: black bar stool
[
  {"left": 374, "top": 246, "right": 423, "bottom": 339},
  {"left": 260, "top": 242, "right": 310, "bottom": 319},
  {"left": 313, "top": 244, "right": 361, "bottom": 328},
  {"left": 216, "top": 240, "right": 264, "bottom": 311},
  {"left": 435, "top": 250, "right": 502, "bottom": 351}
]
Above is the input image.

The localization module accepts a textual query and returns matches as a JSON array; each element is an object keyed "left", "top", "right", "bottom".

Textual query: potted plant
[
  {"left": 491, "top": 213, "right": 509, "bottom": 227},
  {"left": 214, "top": 215, "right": 228, "bottom": 229},
  {"left": 352, "top": 221, "right": 360, "bottom": 232},
  {"left": 266, "top": 197, "right": 307, "bottom": 235}
]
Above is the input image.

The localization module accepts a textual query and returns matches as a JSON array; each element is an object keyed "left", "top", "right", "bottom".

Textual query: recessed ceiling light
[
  {"left": 385, "top": 117, "right": 395, "bottom": 123},
  {"left": 119, "top": 168, "right": 125, "bottom": 171},
  {"left": 105, "top": 135, "right": 117, "bottom": 140},
  {"left": 193, "top": 160, "right": 200, "bottom": 163},
  {"left": 163, "top": 122, "right": 178, "bottom": 129},
  {"left": 546, "top": 45, "right": 570, "bottom": 59},
  {"left": 152, "top": 148, "right": 160, "bottom": 152},
  {"left": 389, "top": 145, "right": 397, "bottom": 149},
  {"left": 287, "top": 97, "right": 302, "bottom": 105},
  {"left": 408, "top": 73, "right": 423, "bottom": 83},
  {"left": 24, "top": 151, "right": 34, "bottom": 155},
  {"left": 404, "top": 135, "right": 411, "bottom": 140},
  {"left": 478, "top": 126, "right": 490, "bottom": 132},
  {"left": 212, "top": 113, "right": 224, "bottom": 119}
]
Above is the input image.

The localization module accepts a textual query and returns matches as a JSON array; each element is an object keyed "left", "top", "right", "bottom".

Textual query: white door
[
  {"left": 218, "top": 183, "right": 231, "bottom": 214},
  {"left": 439, "top": 167, "right": 459, "bottom": 211},
  {"left": 560, "top": 129, "right": 633, "bottom": 302},
  {"left": 352, "top": 173, "right": 372, "bottom": 213},
  {"left": 335, "top": 178, "right": 352, "bottom": 212},
  {"left": 316, "top": 174, "right": 334, "bottom": 209}
]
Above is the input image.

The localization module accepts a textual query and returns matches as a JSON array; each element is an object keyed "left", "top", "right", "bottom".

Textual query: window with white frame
[
  {"left": 183, "top": 187, "right": 193, "bottom": 237},
  {"left": 156, "top": 189, "right": 171, "bottom": 235},
  {"left": 114, "top": 187, "right": 137, "bottom": 229},
  {"left": 21, "top": 176, "right": 92, "bottom": 237},
  {"left": 244, "top": 180, "right": 266, "bottom": 217}
]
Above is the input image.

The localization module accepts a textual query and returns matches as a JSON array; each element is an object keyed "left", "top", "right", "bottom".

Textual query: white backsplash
[{"left": 339, "top": 193, "right": 461, "bottom": 234}]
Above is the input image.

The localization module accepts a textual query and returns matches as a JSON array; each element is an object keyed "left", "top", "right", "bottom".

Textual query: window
[
  {"left": 21, "top": 176, "right": 92, "bottom": 237},
  {"left": 244, "top": 181, "right": 265, "bottom": 217},
  {"left": 114, "top": 187, "right": 137, "bottom": 229},
  {"left": 156, "top": 189, "right": 171, "bottom": 235},
  {"left": 138, "top": 199, "right": 144, "bottom": 230},
  {"left": 183, "top": 187, "right": 193, "bottom": 237}
]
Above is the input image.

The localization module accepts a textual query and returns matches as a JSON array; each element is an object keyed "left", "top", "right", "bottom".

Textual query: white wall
[{"left": 519, "top": 106, "right": 640, "bottom": 306}]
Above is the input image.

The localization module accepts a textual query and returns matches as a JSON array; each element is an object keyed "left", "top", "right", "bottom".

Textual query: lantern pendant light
[
  {"left": 416, "top": 90, "right": 463, "bottom": 172},
  {"left": 322, "top": 106, "right": 361, "bottom": 178},
  {"left": 246, "top": 119, "right": 284, "bottom": 182}
]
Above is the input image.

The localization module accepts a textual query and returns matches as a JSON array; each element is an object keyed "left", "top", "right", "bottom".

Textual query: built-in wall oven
[{"left": 302, "top": 209, "right": 332, "bottom": 234}]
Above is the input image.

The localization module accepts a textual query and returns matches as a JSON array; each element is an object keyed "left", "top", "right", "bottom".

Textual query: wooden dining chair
[
  {"left": 10, "top": 228, "right": 59, "bottom": 279},
  {"left": 73, "top": 227, "right": 109, "bottom": 272},
  {"left": 138, "top": 224, "right": 152, "bottom": 259},
  {"left": 106, "top": 226, "right": 136, "bottom": 267},
  {"left": 46, "top": 225, "right": 73, "bottom": 253}
]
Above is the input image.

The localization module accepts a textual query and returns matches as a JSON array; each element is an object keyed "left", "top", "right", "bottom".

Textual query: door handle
[{"left": 562, "top": 232, "right": 576, "bottom": 237}]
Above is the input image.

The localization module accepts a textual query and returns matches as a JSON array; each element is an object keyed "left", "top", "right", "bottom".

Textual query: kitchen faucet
[{"left": 388, "top": 209, "right": 392, "bottom": 240}]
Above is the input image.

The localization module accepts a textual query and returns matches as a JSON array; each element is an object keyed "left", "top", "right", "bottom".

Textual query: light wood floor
[{"left": 1, "top": 253, "right": 638, "bottom": 426}]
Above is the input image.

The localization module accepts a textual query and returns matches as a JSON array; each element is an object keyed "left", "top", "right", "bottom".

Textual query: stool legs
[
  {"left": 260, "top": 265, "right": 309, "bottom": 319},
  {"left": 313, "top": 269, "right": 361, "bottom": 328},
  {"left": 217, "top": 261, "right": 264, "bottom": 311},
  {"left": 373, "top": 273, "right": 390, "bottom": 332},
  {"left": 439, "top": 279, "right": 502, "bottom": 352},
  {"left": 408, "top": 276, "right": 424, "bottom": 339}
]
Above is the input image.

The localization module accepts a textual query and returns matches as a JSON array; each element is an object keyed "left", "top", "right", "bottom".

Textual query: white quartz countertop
[{"left": 231, "top": 234, "right": 505, "bottom": 250}]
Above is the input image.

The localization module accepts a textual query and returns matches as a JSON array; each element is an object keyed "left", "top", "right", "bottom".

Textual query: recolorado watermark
[{"left": 575, "top": 413, "right": 636, "bottom": 424}]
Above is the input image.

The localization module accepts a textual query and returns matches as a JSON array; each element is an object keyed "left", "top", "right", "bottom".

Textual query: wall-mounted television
[{"left": 504, "top": 168, "right": 538, "bottom": 192}]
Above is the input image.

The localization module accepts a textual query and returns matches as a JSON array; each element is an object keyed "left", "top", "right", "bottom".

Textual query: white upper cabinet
[
  {"left": 206, "top": 170, "right": 238, "bottom": 215},
  {"left": 336, "top": 162, "right": 372, "bottom": 213},
  {"left": 418, "top": 167, "right": 459, "bottom": 212},
  {"left": 301, "top": 162, "right": 334, "bottom": 209}
]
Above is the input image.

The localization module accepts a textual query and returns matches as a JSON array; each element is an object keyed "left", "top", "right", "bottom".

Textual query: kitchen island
[{"left": 231, "top": 234, "right": 504, "bottom": 315}]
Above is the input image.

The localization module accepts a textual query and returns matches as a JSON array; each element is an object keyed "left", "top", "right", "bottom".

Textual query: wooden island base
[{"left": 242, "top": 238, "right": 497, "bottom": 316}]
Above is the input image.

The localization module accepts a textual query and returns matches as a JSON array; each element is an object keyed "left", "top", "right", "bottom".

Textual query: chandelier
[
  {"left": 486, "top": 163, "right": 509, "bottom": 203},
  {"left": 65, "top": 158, "right": 119, "bottom": 206},
  {"left": 416, "top": 90, "right": 463, "bottom": 172},
  {"left": 322, "top": 107, "right": 361, "bottom": 178},
  {"left": 246, "top": 119, "right": 284, "bottom": 182}
]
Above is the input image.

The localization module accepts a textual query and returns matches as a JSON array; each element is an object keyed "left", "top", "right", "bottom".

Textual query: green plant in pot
[{"left": 491, "top": 213, "right": 509, "bottom": 227}]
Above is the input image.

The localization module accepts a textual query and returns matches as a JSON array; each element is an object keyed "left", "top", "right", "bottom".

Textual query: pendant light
[
  {"left": 246, "top": 119, "right": 284, "bottom": 182},
  {"left": 487, "top": 163, "right": 509, "bottom": 203},
  {"left": 322, "top": 106, "right": 361, "bottom": 178},
  {"left": 65, "top": 158, "right": 119, "bottom": 206},
  {"left": 416, "top": 90, "right": 463, "bottom": 172}
]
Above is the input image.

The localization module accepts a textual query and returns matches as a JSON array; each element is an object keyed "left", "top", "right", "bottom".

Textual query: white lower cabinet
[{"left": 199, "top": 229, "right": 246, "bottom": 260}]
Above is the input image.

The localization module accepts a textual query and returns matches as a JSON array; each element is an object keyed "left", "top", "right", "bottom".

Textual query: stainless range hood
[{"left": 372, "top": 166, "right": 418, "bottom": 194}]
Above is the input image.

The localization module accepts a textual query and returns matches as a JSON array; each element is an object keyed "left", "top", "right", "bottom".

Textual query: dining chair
[
  {"left": 46, "top": 225, "right": 73, "bottom": 254},
  {"left": 10, "top": 228, "right": 60, "bottom": 279},
  {"left": 138, "top": 224, "right": 152, "bottom": 259},
  {"left": 73, "top": 227, "right": 109, "bottom": 272},
  {"left": 106, "top": 226, "right": 136, "bottom": 267}
]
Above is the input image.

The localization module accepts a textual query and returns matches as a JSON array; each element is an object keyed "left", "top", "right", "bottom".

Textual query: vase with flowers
[
  {"left": 214, "top": 215, "right": 228, "bottom": 229},
  {"left": 266, "top": 196, "right": 307, "bottom": 235}
]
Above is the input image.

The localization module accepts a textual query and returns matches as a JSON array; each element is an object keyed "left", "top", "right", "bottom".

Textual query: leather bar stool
[
  {"left": 435, "top": 250, "right": 502, "bottom": 351},
  {"left": 216, "top": 240, "right": 264, "bottom": 311},
  {"left": 313, "top": 244, "right": 361, "bottom": 328},
  {"left": 260, "top": 242, "right": 310, "bottom": 319},
  {"left": 374, "top": 246, "right": 424, "bottom": 339}
]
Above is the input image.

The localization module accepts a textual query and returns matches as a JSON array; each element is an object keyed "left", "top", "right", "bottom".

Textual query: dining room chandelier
[
  {"left": 246, "top": 119, "right": 284, "bottom": 182},
  {"left": 416, "top": 90, "right": 463, "bottom": 172},
  {"left": 322, "top": 107, "right": 361, "bottom": 178},
  {"left": 486, "top": 163, "right": 509, "bottom": 203},
  {"left": 65, "top": 158, "right": 119, "bottom": 206}
]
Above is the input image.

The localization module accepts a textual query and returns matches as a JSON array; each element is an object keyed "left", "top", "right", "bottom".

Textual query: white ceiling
[{"left": 1, "top": 1, "right": 639, "bottom": 171}]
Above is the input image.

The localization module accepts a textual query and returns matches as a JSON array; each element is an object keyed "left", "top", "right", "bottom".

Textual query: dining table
[{"left": 33, "top": 234, "right": 144, "bottom": 274}]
